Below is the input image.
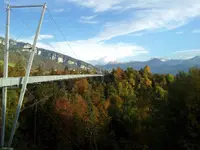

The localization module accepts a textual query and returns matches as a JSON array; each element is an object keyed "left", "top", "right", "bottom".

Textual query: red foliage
[{"left": 55, "top": 96, "right": 88, "bottom": 121}]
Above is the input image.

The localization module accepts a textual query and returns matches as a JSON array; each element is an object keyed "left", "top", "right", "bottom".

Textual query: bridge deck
[{"left": 0, "top": 74, "right": 103, "bottom": 88}]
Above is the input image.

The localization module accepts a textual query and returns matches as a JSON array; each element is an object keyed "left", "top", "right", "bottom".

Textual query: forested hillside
[{"left": 1, "top": 64, "right": 200, "bottom": 150}]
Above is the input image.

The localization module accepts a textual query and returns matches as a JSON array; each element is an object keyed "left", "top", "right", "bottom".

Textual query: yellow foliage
[
  {"left": 144, "top": 65, "right": 151, "bottom": 74},
  {"left": 145, "top": 79, "right": 152, "bottom": 87}
]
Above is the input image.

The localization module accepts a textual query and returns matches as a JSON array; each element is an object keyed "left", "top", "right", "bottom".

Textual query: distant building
[
  {"left": 68, "top": 60, "right": 75, "bottom": 65},
  {"left": 58, "top": 57, "right": 64, "bottom": 63},
  {"left": 51, "top": 53, "right": 57, "bottom": 60},
  {"left": 22, "top": 44, "right": 39, "bottom": 55},
  {"left": 22, "top": 43, "right": 32, "bottom": 52},
  {"left": 80, "top": 65, "right": 90, "bottom": 70},
  {"left": 80, "top": 65, "right": 86, "bottom": 69}
]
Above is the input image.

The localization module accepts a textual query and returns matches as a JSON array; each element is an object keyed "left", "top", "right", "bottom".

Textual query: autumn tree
[
  {"left": 144, "top": 65, "right": 151, "bottom": 74},
  {"left": 75, "top": 78, "right": 89, "bottom": 95},
  {"left": 6, "top": 65, "right": 200, "bottom": 150}
]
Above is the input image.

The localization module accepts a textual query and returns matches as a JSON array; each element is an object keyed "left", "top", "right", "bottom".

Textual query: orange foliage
[
  {"left": 75, "top": 79, "right": 89, "bottom": 94},
  {"left": 55, "top": 96, "right": 109, "bottom": 126},
  {"left": 115, "top": 67, "right": 124, "bottom": 80},
  {"left": 55, "top": 70, "right": 63, "bottom": 75},
  {"left": 55, "top": 96, "right": 88, "bottom": 121},
  {"left": 74, "top": 95, "right": 89, "bottom": 121},
  {"left": 91, "top": 92, "right": 101, "bottom": 106},
  {"left": 97, "top": 102, "right": 107, "bottom": 118},
  {"left": 55, "top": 98, "right": 74, "bottom": 117},
  {"left": 104, "top": 99, "right": 110, "bottom": 110},
  {"left": 145, "top": 79, "right": 152, "bottom": 87}
]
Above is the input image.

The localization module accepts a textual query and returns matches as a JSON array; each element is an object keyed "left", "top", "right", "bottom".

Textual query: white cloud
[
  {"left": 192, "top": 29, "right": 200, "bottom": 34},
  {"left": 18, "top": 34, "right": 148, "bottom": 63},
  {"left": 88, "top": 56, "right": 118, "bottom": 65},
  {"left": 30, "top": 39, "right": 148, "bottom": 62},
  {"left": 18, "top": 34, "right": 55, "bottom": 49},
  {"left": 176, "top": 31, "right": 184, "bottom": 35},
  {"left": 52, "top": 40, "right": 148, "bottom": 61},
  {"left": 65, "top": 0, "right": 200, "bottom": 13},
  {"left": 171, "top": 49, "right": 200, "bottom": 59},
  {"left": 67, "top": 0, "right": 124, "bottom": 12},
  {"left": 53, "top": 8, "right": 64, "bottom": 12},
  {"left": 64, "top": 0, "right": 200, "bottom": 42},
  {"left": 79, "top": 15, "right": 99, "bottom": 24},
  {"left": 95, "top": 6, "right": 200, "bottom": 41},
  {"left": 173, "top": 49, "right": 200, "bottom": 54},
  {"left": 39, "top": 34, "right": 54, "bottom": 39},
  {"left": 79, "top": 20, "right": 99, "bottom": 24},
  {"left": 25, "top": 34, "right": 54, "bottom": 41},
  {"left": 80, "top": 15, "right": 97, "bottom": 20}
]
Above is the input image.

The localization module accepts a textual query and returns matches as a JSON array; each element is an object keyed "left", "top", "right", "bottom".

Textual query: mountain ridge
[
  {"left": 0, "top": 36, "right": 95, "bottom": 71},
  {"left": 99, "top": 56, "right": 200, "bottom": 74}
]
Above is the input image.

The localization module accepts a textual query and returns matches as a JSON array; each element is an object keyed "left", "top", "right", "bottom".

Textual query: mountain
[
  {"left": 100, "top": 57, "right": 200, "bottom": 74},
  {"left": 0, "top": 37, "right": 95, "bottom": 71}
]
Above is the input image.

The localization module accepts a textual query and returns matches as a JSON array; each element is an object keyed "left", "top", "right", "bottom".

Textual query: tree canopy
[{"left": 0, "top": 65, "right": 200, "bottom": 150}]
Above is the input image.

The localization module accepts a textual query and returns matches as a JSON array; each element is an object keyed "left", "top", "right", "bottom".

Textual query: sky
[{"left": 0, "top": 0, "right": 200, "bottom": 65}]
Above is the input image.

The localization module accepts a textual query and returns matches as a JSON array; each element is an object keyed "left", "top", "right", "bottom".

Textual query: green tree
[
  {"left": 152, "top": 69, "right": 200, "bottom": 150},
  {"left": 166, "top": 74, "right": 174, "bottom": 84}
]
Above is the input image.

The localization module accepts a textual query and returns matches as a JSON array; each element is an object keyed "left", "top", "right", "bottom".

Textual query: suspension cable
[
  {"left": 18, "top": 16, "right": 59, "bottom": 52},
  {"left": 46, "top": 8, "right": 81, "bottom": 73},
  {"left": 46, "top": 8, "right": 78, "bottom": 59},
  {"left": 17, "top": 14, "right": 81, "bottom": 73}
]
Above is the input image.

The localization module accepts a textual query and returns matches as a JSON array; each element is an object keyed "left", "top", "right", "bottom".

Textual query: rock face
[{"left": 0, "top": 37, "right": 94, "bottom": 70}]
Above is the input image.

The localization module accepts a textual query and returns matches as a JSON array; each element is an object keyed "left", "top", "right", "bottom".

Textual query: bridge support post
[
  {"left": 8, "top": 3, "right": 47, "bottom": 147},
  {"left": 1, "top": 4, "right": 10, "bottom": 148}
]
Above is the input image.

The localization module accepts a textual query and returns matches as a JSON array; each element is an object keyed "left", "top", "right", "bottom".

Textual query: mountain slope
[{"left": 0, "top": 37, "right": 95, "bottom": 71}]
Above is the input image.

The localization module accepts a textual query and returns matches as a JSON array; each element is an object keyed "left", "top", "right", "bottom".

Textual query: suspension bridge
[{"left": 0, "top": 3, "right": 103, "bottom": 149}]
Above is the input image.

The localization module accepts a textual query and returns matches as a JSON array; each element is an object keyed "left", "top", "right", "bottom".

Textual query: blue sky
[{"left": 1, "top": 0, "right": 200, "bottom": 64}]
